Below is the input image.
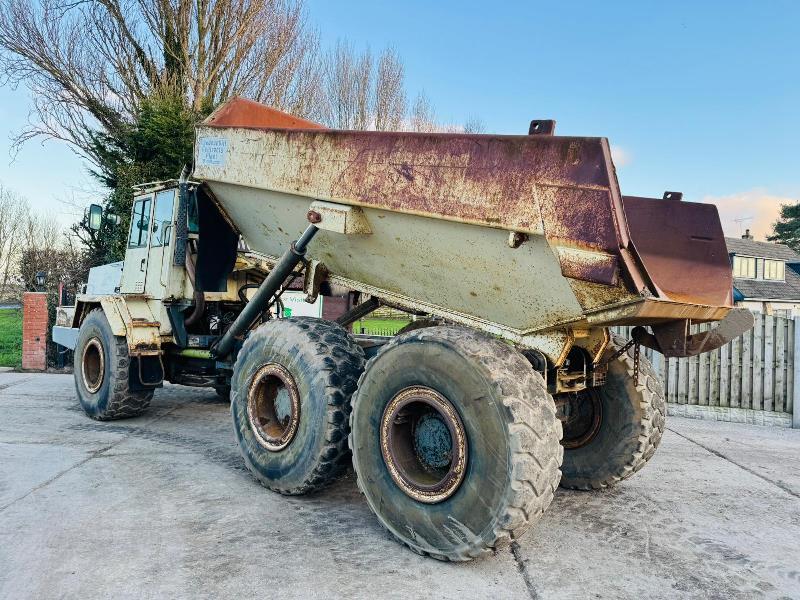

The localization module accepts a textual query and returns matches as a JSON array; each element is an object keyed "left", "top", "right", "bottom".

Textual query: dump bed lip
[
  {"left": 202, "top": 119, "right": 608, "bottom": 144},
  {"left": 584, "top": 296, "right": 731, "bottom": 326}
]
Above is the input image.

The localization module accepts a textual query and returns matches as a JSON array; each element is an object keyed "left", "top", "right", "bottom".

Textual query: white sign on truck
[{"left": 269, "top": 291, "right": 322, "bottom": 319}]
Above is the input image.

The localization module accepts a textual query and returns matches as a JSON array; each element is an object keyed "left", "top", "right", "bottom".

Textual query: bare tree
[
  {"left": 374, "top": 48, "right": 406, "bottom": 131},
  {"left": 0, "top": 185, "right": 27, "bottom": 298},
  {"left": 0, "top": 0, "right": 320, "bottom": 163},
  {"left": 409, "top": 92, "right": 437, "bottom": 133},
  {"left": 407, "top": 94, "right": 485, "bottom": 134},
  {"left": 320, "top": 40, "right": 370, "bottom": 129},
  {"left": 0, "top": 183, "right": 66, "bottom": 299},
  {"left": 319, "top": 42, "right": 408, "bottom": 131},
  {"left": 20, "top": 206, "right": 60, "bottom": 256},
  {"left": 463, "top": 115, "right": 485, "bottom": 134}
]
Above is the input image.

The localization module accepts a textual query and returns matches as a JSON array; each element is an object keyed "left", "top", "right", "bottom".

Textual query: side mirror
[
  {"left": 87, "top": 204, "right": 103, "bottom": 231},
  {"left": 86, "top": 204, "right": 120, "bottom": 231}
]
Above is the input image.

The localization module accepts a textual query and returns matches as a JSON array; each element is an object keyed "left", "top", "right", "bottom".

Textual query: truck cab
[
  {"left": 121, "top": 184, "right": 184, "bottom": 298},
  {"left": 53, "top": 177, "right": 246, "bottom": 393}
]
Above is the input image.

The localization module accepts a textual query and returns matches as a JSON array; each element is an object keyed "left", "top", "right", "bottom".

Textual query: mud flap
[{"left": 129, "top": 355, "right": 164, "bottom": 391}]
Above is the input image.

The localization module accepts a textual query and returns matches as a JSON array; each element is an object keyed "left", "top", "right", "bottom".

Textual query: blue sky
[{"left": 1, "top": 0, "right": 798, "bottom": 237}]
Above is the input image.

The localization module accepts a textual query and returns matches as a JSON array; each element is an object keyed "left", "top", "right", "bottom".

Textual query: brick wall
[{"left": 22, "top": 292, "right": 48, "bottom": 371}]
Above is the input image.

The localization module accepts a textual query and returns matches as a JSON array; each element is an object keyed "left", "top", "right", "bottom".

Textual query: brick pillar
[{"left": 22, "top": 292, "right": 48, "bottom": 371}]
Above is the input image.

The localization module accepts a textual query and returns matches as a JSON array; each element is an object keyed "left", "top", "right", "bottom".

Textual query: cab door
[
  {"left": 144, "top": 188, "right": 176, "bottom": 300},
  {"left": 120, "top": 194, "right": 153, "bottom": 294}
]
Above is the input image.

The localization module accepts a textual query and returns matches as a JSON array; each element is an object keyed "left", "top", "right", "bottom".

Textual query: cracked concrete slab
[{"left": 1, "top": 373, "right": 799, "bottom": 599}]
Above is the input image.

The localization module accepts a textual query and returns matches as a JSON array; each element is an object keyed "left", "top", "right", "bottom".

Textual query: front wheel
[
  {"left": 73, "top": 308, "right": 153, "bottom": 420},
  {"left": 350, "top": 326, "right": 563, "bottom": 561},
  {"left": 557, "top": 336, "right": 666, "bottom": 490}
]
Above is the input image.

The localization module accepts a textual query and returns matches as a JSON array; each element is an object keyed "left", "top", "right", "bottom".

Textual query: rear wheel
[
  {"left": 231, "top": 317, "right": 364, "bottom": 495},
  {"left": 557, "top": 336, "right": 665, "bottom": 490},
  {"left": 73, "top": 309, "right": 153, "bottom": 420},
  {"left": 350, "top": 326, "right": 562, "bottom": 561}
]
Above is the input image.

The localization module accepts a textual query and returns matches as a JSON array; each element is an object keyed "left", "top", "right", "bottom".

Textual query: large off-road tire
[
  {"left": 350, "top": 326, "right": 563, "bottom": 561},
  {"left": 231, "top": 317, "right": 365, "bottom": 495},
  {"left": 557, "top": 336, "right": 666, "bottom": 490},
  {"left": 73, "top": 308, "right": 153, "bottom": 420}
]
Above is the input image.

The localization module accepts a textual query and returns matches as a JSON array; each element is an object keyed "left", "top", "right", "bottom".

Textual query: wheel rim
[
  {"left": 81, "top": 337, "right": 105, "bottom": 393},
  {"left": 380, "top": 386, "right": 467, "bottom": 504},
  {"left": 555, "top": 389, "right": 602, "bottom": 449},
  {"left": 247, "top": 363, "right": 301, "bottom": 452}
]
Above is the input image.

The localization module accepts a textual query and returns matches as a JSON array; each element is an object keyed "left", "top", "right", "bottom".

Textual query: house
[{"left": 726, "top": 230, "right": 800, "bottom": 316}]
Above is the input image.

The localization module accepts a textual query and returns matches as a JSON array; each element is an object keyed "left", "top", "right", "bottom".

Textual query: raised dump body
[{"left": 193, "top": 98, "right": 748, "bottom": 363}]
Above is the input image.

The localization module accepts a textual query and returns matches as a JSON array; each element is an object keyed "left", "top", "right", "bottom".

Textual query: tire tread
[
  {"left": 560, "top": 335, "right": 666, "bottom": 491},
  {"left": 233, "top": 317, "right": 364, "bottom": 495},
  {"left": 349, "top": 325, "right": 563, "bottom": 561},
  {"left": 76, "top": 309, "right": 153, "bottom": 421}
]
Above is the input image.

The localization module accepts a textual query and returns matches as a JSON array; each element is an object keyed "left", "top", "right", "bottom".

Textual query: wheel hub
[
  {"left": 555, "top": 389, "right": 602, "bottom": 449},
  {"left": 81, "top": 337, "right": 105, "bottom": 393},
  {"left": 247, "top": 363, "right": 301, "bottom": 452},
  {"left": 414, "top": 413, "right": 453, "bottom": 470},
  {"left": 380, "top": 386, "right": 467, "bottom": 504}
]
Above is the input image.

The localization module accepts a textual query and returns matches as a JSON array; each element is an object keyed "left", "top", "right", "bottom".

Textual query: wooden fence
[{"left": 615, "top": 313, "right": 794, "bottom": 415}]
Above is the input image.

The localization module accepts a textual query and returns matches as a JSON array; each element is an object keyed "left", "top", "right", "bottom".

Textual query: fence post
[
  {"left": 793, "top": 316, "right": 800, "bottom": 428},
  {"left": 22, "top": 292, "right": 48, "bottom": 371}
]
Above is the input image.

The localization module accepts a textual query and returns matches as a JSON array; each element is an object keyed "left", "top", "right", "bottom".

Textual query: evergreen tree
[
  {"left": 768, "top": 202, "right": 800, "bottom": 251},
  {"left": 72, "top": 88, "right": 212, "bottom": 264}
]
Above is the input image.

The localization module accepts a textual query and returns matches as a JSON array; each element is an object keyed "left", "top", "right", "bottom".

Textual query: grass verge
[{"left": 0, "top": 308, "right": 23, "bottom": 368}]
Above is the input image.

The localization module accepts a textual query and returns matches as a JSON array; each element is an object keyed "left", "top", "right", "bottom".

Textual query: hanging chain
[{"left": 597, "top": 337, "right": 641, "bottom": 386}]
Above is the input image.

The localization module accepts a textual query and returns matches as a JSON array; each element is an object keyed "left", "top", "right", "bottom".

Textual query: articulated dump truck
[{"left": 54, "top": 98, "right": 753, "bottom": 561}]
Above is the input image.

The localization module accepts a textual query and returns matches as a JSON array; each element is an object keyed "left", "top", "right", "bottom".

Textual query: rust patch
[
  {"left": 632, "top": 308, "right": 753, "bottom": 358},
  {"left": 554, "top": 246, "right": 619, "bottom": 286},
  {"left": 623, "top": 195, "right": 733, "bottom": 308},
  {"left": 568, "top": 279, "right": 632, "bottom": 312},
  {"left": 247, "top": 362, "right": 301, "bottom": 452},
  {"left": 204, "top": 97, "right": 325, "bottom": 130}
]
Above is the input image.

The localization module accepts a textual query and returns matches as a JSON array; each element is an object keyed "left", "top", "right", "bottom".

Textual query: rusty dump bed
[{"left": 193, "top": 98, "right": 743, "bottom": 358}]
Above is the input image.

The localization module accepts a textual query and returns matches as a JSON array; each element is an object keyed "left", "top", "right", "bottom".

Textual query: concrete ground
[{"left": 1, "top": 373, "right": 799, "bottom": 600}]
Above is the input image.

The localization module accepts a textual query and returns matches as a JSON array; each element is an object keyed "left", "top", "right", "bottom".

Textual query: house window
[
  {"left": 763, "top": 259, "right": 785, "bottom": 281},
  {"left": 733, "top": 256, "right": 756, "bottom": 278}
]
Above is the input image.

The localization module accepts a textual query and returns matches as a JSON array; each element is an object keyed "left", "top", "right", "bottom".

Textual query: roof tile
[
  {"left": 733, "top": 265, "right": 800, "bottom": 301},
  {"left": 725, "top": 237, "right": 800, "bottom": 262}
]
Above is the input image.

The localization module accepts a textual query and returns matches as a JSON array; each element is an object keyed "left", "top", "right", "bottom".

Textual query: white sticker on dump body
[{"left": 197, "top": 137, "right": 228, "bottom": 166}]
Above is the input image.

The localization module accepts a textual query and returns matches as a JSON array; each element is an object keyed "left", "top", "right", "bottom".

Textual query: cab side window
[
  {"left": 152, "top": 189, "right": 175, "bottom": 247},
  {"left": 128, "top": 196, "right": 151, "bottom": 248}
]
